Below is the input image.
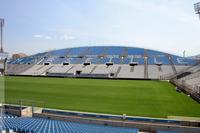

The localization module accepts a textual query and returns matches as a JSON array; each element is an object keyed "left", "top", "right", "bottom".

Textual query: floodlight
[
  {"left": 194, "top": 2, "right": 200, "bottom": 19},
  {"left": 0, "top": 19, "right": 4, "bottom": 25},
  {"left": 194, "top": 2, "right": 200, "bottom": 14},
  {"left": 0, "top": 18, "right": 4, "bottom": 52}
]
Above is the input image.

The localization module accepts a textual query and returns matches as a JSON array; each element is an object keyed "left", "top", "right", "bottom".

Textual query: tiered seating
[
  {"left": 175, "top": 65, "right": 189, "bottom": 72},
  {"left": 7, "top": 46, "right": 197, "bottom": 65},
  {"left": 146, "top": 58, "right": 190, "bottom": 79},
  {"left": 172, "top": 64, "right": 200, "bottom": 101},
  {"left": 6, "top": 64, "right": 33, "bottom": 75},
  {"left": 147, "top": 56, "right": 169, "bottom": 65},
  {"left": 70, "top": 58, "right": 84, "bottom": 64},
  {"left": 51, "top": 57, "right": 69, "bottom": 64},
  {"left": 132, "top": 58, "right": 144, "bottom": 65},
  {"left": 79, "top": 64, "right": 96, "bottom": 74},
  {"left": 2, "top": 117, "right": 138, "bottom": 133},
  {"left": 48, "top": 49, "right": 69, "bottom": 56},
  {"left": 21, "top": 65, "right": 53, "bottom": 75},
  {"left": 91, "top": 64, "right": 109, "bottom": 74},
  {"left": 148, "top": 65, "right": 161, "bottom": 79},
  {"left": 178, "top": 70, "right": 200, "bottom": 87},
  {"left": 6, "top": 46, "right": 197, "bottom": 79},
  {"left": 157, "top": 131, "right": 179, "bottom": 133},
  {"left": 148, "top": 57, "right": 156, "bottom": 64},
  {"left": 106, "top": 46, "right": 124, "bottom": 55},
  {"left": 47, "top": 64, "right": 71, "bottom": 73},
  {"left": 112, "top": 57, "right": 122, "bottom": 64},
  {"left": 117, "top": 65, "right": 144, "bottom": 79},
  {"left": 159, "top": 65, "right": 174, "bottom": 78},
  {"left": 185, "top": 78, "right": 200, "bottom": 86},
  {"left": 88, "top": 46, "right": 106, "bottom": 55},
  {"left": 122, "top": 58, "right": 131, "bottom": 64},
  {"left": 98, "top": 58, "right": 110, "bottom": 64},
  {"left": 158, "top": 56, "right": 170, "bottom": 65},
  {"left": 172, "top": 56, "right": 188, "bottom": 65},
  {"left": 0, "top": 113, "right": 17, "bottom": 119},
  {"left": 67, "top": 64, "right": 83, "bottom": 73},
  {"left": 69, "top": 47, "right": 88, "bottom": 55},
  {"left": 127, "top": 47, "right": 144, "bottom": 55}
]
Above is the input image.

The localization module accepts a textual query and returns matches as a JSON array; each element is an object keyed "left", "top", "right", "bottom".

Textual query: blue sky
[{"left": 0, "top": 0, "right": 200, "bottom": 56}]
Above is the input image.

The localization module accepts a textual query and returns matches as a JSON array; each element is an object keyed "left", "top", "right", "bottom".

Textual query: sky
[{"left": 0, "top": 0, "right": 200, "bottom": 56}]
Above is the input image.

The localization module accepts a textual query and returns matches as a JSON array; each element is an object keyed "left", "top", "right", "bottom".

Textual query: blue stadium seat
[
  {"left": 69, "top": 47, "right": 89, "bottom": 55},
  {"left": 147, "top": 56, "right": 170, "bottom": 65},
  {"left": 157, "top": 131, "right": 180, "bottom": 133},
  {"left": 146, "top": 49, "right": 166, "bottom": 55},
  {"left": 3, "top": 117, "right": 138, "bottom": 133},
  {"left": 106, "top": 46, "right": 124, "bottom": 55},
  {"left": 99, "top": 58, "right": 110, "bottom": 64},
  {"left": 123, "top": 58, "right": 131, "bottom": 64},
  {"left": 112, "top": 58, "right": 122, "bottom": 64},
  {"left": 88, "top": 46, "right": 106, "bottom": 55},
  {"left": 171, "top": 55, "right": 195, "bottom": 65},
  {"left": 7, "top": 46, "right": 198, "bottom": 65},
  {"left": 127, "top": 47, "right": 144, "bottom": 55},
  {"left": 133, "top": 58, "right": 144, "bottom": 65}
]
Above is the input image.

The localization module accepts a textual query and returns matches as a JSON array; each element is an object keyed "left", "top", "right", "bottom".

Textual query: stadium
[
  {"left": 1, "top": 1, "right": 200, "bottom": 133},
  {"left": 0, "top": 45, "right": 199, "bottom": 133}
]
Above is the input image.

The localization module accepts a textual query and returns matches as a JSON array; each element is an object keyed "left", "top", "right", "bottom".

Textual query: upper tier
[{"left": 8, "top": 46, "right": 198, "bottom": 65}]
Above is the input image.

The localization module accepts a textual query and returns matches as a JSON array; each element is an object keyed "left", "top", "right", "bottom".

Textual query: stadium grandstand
[{"left": 6, "top": 46, "right": 198, "bottom": 79}]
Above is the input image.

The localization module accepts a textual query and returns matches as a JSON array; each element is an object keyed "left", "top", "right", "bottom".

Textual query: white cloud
[
  {"left": 33, "top": 33, "right": 75, "bottom": 41},
  {"left": 33, "top": 34, "right": 52, "bottom": 40},
  {"left": 60, "top": 34, "right": 75, "bottom": 41},
  {"left": 44, "top": 36, "right": 52, "bottom": 40},
  {"left": 33, "top": 34, "right": 43, "bottom": 38}
]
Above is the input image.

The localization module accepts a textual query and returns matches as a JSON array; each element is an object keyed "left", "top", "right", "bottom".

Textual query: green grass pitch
[{"left": 5, "top": 76, "right": 200, "bottom": 118}]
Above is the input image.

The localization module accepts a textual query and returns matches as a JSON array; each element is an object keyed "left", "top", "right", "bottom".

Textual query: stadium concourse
[{"left": 6, "top": 46, "right": 197, "bottom": 79}]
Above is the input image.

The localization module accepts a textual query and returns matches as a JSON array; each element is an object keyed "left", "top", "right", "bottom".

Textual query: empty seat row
[
  {"left": 2, "top": 117, "right": 138, "bottom": 133},
  {"left": 8, "top": 56, "right": 196, "bottom": 65}
]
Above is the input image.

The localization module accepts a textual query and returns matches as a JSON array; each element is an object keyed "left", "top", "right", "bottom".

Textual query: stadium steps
[
  {"left": 36, "top": 65, "right": 45, "bottom": 70},
  {"left": 144, "top": 57, "right": 148, "bottom": 79},
  {"left": 90, "top": 65, "right": 97, "bottom": 74},
  {"left": 158, "top": 66, "right": 162, "bottom": 72},
  {"left": 120, "top": 58, "right": 124, "bottom": 64},
  {"left": 41, "top": 65, "right": 54, "bottom": 75},
  {"left": 82, "top": 65, "right": 86, "bottom": 68},
  {"left": 168, "top": 55, "right": 177, "bottom": 74},
  {"left": 114, "top": 66, "right": 122, "bottom": 78},
  {"left": 169, "top": 63, "right": 200, "bottom": 80},
  {"left": 36, "top": 58, "right": 45, "bottom": 65},
  {"left": 130, "top": 66, "right": 134, "bottom": 72},
  {"left": 66, "top": 65, "right": 74, "bottom": 73}
]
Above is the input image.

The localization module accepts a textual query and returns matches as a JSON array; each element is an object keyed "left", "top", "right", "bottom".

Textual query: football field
[{"left": 4, "top": 76, "right": 200, "bottom": 118}]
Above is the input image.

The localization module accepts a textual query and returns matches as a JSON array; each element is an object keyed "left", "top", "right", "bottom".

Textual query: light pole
[
  {"left": 0, "top": 19, "right": 4, "bottom": 53},
  {"left": 194, "top": 2, "right": 200, "bottom": 19}
]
